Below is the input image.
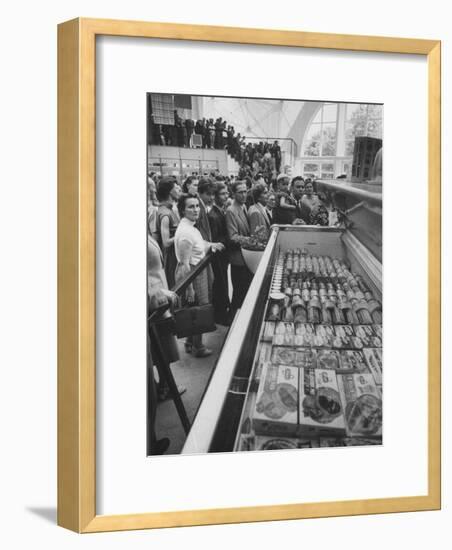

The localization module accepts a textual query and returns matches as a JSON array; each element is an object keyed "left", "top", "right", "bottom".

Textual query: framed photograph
[{"left": 58, "top": 18, "right": 441, "bottom": 533}]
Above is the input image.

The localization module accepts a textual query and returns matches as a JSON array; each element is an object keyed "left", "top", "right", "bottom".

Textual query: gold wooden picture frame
[{"left": 57, "top": 17, "right": 441, "bottom": 533}]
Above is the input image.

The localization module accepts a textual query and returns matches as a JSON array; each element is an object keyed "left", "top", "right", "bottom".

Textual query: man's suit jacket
[
  {"left": 208, "top": 204, "right": 229, "bottom": 272},
  {"left": 225, "top": 201, "right": 251, "bottom": 266},
  {"left": 208, "top": 204, "right": 228, "bottom": 245},
  {"left": 248, "top": 203, "right": 271, "bottom": 236},
  {"left": 196, "top": 199, "right": 212, "bottom": 242},
  {"left": 273, "top": 194, "right": 308, "bottom": 225}
]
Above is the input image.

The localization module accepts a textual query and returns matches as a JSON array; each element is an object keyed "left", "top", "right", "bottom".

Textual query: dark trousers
[
  {"left": 230, "top": 264, "right": 252, "bottom": 315},
  {"left": 212, "top": 254, "right": 231, "bottom": 324}
]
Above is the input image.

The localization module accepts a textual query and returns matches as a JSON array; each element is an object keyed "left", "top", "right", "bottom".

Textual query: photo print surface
[{"left": 146, "top": 93, "right": 383, "bottom": 457}]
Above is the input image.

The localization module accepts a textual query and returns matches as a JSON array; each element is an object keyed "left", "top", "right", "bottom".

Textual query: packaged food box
[
  {"left": 339, "top": 350, "right": 369, "bottom": 373},
  {"left": 319, "top": 436, "right": 382, "bottom": 447},
  {"left": 337, "top": 373, "right": 382, "bottom": 438},
  {"left": 294, "top": 323, "right": 315, "bottom": 347},
  {"left": 275, "top": 321, "right": 294, "bottom": 334},
  {"left": 354, "top": 325, "right": 375, "bottom": 346},
  {"left": 349, "top": 336, "right": 365, "bottom": 350},
  {"left": 253, "top": 435, "right": 299, "bottom": 451},
  {"left": 372, "top": 324, "right": 383, "bottom": 339},
  {"left": 317, "top": 350, "right": 341, "bottom": 371},
  {"left": 295, "top": 322, "right": 315, "bottom": 335},
  {"left": 258, "top": 342, "right": 273, "bottom": 363},
  {"left": 362, "top": 348, "right": 383, "bottom": 385},
  {"left": 266, "top": 302, "right": 281, "bottom": 321},
  {"left": 273, "top": 333, "right": 295, "bottom": 347},
  {"left": 299, "top": 368, "right": 346, "bottom": 436},
  {"left": 343, "top": 437, "right": 382, "bottom": 446},
  {"left": 262, "top": 321, "right": 276, "bottom": 342},
  {"left": 253, "top": 363, "right": 299, "bottom": 436},
  {"left": 319, "top": 437, "right": 347, "bottom": 448},
  {"left": 295, "top": 348, "right": 317, "bottom": 369},
  {"left": 271, "top": 346, "right": 297, "bottom": 365},
  {"left": 314, "top": 324, "right": 335, "bottom": 347},
  {"left": 252, "top": 343, "right": 273, "bottom": 383},
  {"left": 332, "top": 325, "right": 354, "bottom": 349},
  {"left": 369, "top": 336, "right": 382, "bottom": 347}
]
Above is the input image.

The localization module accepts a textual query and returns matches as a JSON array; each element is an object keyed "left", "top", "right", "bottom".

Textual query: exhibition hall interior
[{"left": 147, "top": 93, "right": 383, "bottom": 456}]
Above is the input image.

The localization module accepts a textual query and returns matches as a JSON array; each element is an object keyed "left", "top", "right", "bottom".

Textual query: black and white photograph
[{"left": 147, "top": 93, "right": 383, "bottom": 456}]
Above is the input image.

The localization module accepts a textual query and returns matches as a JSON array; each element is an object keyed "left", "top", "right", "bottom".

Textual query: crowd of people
[
  {"left": 148, "top": 110, "right": 283, "bottom": 182},
  {"left": 147, "top": 169, "right": 334, "bottom": 454}
]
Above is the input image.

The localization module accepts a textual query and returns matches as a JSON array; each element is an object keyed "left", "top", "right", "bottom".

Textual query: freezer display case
[{"left": 183, "top": 201, "right": 382, "bottom": 455}]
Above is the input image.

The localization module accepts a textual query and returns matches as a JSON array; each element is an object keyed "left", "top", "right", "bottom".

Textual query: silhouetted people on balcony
[{"left": 148, "top": 110, "right": 285, "bottom": 180}]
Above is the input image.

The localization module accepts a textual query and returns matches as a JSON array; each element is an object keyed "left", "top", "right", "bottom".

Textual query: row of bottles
[{"left": 268, "top": 252, "right": 382, "bottom": 324}]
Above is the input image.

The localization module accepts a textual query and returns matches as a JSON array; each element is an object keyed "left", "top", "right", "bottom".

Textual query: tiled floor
[{"left": 154, "top": 325, "right": 229, "bottom": 455}]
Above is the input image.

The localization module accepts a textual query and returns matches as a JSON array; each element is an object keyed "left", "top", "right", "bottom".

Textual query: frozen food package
[
  {"left": 273, "top": 333, "right": 295, "bottom": 347},
  {"left": 258, "top": 342, "right": 273, "bottom": 364},
  {"left": 299, "top": 368, "right": 346, "bottom": 436},
  {"left": 332, "top": 325, "right": 354, "bottom": 349},
  {"left": 317, "top": 349, "right": 341, "bottom": 370},
  {"left": 295, "top": 348, "right": 317, "bottom": 369},
  {"left": 322, "top": 435, "right": 381, "bottom": 447},
  {"left": 294, "top": 323, "right": 315, "bottom": 347},
  {"left": 337, "top": 373, "right": 382, "bottom": 438},
  {"left": 349, "top": 336, "right": 365, "bottom": 350},
  {"left": 314, "top": 324, "right": 335, "bottom": 347},
  {"left": 342, "top": 437, "right": 382, "bottom": 446},
  {"left": 319, "top": 437, "right": 347, "bottom": 448},
  {"left": 372, "top": 324, "right": 383, "bottom": 339},
  {"left": 354, "top": 325, "right": 375, "bottom": 346},
  {"left": 253, "top": 363, "right": 299, "bottom": 436},
  {"left": 271, "top": 346, "right": 297, "bottom": 365},
  {"left": 275, "top": 321, "right": 294, "bottom": 334},
  {"left": 262, "top": 321, "right": 276, "bottom": 342},
  {"left": 369, "top": 336, "right": 383, "bottom": 347},
  {"left": 253, "top": 435, "right": 299, "bottom": 451},
  {"left": 362, "top": 348, "right": 383, "bottom": 385},
  {"left": 339, "top": 350, "right": 369, "bottom": 373},
  {"left": 267, "top": 302, "right": 281, "bottom": 321}
]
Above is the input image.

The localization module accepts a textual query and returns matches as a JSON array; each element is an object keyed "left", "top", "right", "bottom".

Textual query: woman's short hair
[
  {"left": 182, "top": 175, "right": 198, "bottom": 193},
  {"left": 156, "top": 177, "right": 175, "bottom": 201},
  {"left": 251, "top": 183, "right": 267, "bottom": 203},
  {"left": 177, "top": 193, "right": 198, "bottom": 218}
]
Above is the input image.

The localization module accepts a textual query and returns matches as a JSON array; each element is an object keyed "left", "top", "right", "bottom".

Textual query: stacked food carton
[{"left": 246, "top": 250, "right": 383, "bottom": 451}]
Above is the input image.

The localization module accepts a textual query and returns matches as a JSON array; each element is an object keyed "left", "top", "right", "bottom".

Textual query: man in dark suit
[
  {"left": 290, "top": 176, "right": 309, "bottom": 224},
  {"left": 196, "top": 178, "right": 215, "bottom": 241},
  {"left": 225, "top": 180, "right": 253, "bottom": 315},
  {"left": 208, "top": 182, "right": 231, "bottom": 325}
]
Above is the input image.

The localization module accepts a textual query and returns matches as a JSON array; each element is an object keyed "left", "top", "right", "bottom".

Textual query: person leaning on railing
[
  {"left": 174, "top": 194, "right": 225, "bottom": 358},
  {"left": 147, "top": 233, "right": 186, "bottom": 454}
]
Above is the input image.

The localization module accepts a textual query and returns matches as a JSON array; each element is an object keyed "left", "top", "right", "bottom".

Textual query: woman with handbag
[{"left": 174, "top": 194, "right": 225, "bottom": 358}]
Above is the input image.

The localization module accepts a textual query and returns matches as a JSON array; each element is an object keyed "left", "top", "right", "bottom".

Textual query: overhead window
[{"left": 302, "top": 103, "right": 338, "bottom": 157}]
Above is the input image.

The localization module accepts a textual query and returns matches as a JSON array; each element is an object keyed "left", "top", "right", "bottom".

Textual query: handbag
[{"left": 173, "top": 304, "right": 216, "bottom": 338}]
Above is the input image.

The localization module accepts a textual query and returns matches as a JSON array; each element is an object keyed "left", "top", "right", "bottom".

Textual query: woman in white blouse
[{"left": 174, "top": 194, "right": 225, "bottom": 357}]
